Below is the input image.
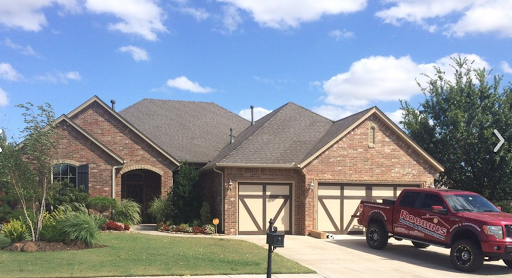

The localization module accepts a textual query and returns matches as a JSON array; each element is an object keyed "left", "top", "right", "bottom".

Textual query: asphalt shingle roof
[{"left": 119, "top": 99, "right": 250, "bottom": 163}]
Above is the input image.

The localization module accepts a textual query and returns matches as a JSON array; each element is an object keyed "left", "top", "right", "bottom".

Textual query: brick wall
[
  {"left": 302, "top": 115, "right": 439, "bottom": 234},
  {"left": 54, "top": 101, "right": 177, "bottom": 200}
]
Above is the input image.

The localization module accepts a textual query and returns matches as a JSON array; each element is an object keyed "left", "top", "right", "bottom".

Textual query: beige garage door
[
  {"left": 317, "top": 183, "right": 419, "bottom": 234},
  {"left": 238, "top": 183, "right": 292, "bottom": 235}
]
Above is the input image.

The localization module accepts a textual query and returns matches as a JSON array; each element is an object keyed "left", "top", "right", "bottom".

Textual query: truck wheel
[
  {"left": 503, "top": 259, "right": 512, "bottom": 268},
  {"left": 412, "top": 241, "right": 430, "bottom": 248},
  {"left": 366, "top": 223, "right": 388, "bottom": 249},
  {"left": 450, "top": 239, "right": 484, "bottom": 272}
]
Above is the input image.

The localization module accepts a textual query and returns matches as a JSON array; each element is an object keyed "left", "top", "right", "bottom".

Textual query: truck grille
[{"left": 506, "top": 225, "right": 512, "bottom": 238}]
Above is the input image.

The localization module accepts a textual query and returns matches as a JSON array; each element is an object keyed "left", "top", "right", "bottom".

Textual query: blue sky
[{"left": 1, "top": 0, "right": 512, "bottom": 141}]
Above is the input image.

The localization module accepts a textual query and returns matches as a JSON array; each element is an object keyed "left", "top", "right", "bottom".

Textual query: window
[
  {"left": 52, "top": 164, "right": 77, "bottom": 186},
  {"left": 419, "top": 193, "right": 446, "bottom": 210},
  {"left": 399, "top": 191, "right": 421, "bottom": 208}
]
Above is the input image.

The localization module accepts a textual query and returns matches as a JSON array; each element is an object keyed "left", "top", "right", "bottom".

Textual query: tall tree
[
  {"left": 0, "top": 102, "right": 57, "bottom": 241},
  {"left": 401, "top": 57, "right": 512, "bottom": 202},
  {"left": 170, "top": 162, "right": 202, "bottom": 224}
]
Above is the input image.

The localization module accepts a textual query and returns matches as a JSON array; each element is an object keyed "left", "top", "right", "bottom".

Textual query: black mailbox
[{"left": 266, "top": 232, "right": 285, "bottom": 248}]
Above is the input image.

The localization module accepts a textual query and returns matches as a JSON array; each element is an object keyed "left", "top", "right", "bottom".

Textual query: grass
[{"left": 0, "top": 232, "right": 314, "bottom": 278}]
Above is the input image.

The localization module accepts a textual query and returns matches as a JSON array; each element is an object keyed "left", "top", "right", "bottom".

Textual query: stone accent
[{"left": 21, "top": 242, "right": 37, "bottom": 252}]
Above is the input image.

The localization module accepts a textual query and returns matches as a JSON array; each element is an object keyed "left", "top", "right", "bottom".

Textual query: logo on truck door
[{"left": 399, "top": 210, "right": 448, "bottom": 240}]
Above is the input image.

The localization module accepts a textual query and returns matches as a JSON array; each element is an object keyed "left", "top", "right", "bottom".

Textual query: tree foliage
[
  {"left": 0, "top": 102, "right": 57, "bottom": 241},
  {"left": 170, "top": 162, "right": 202, "bottom": 224},
  {"left": 401, "top": 57, "right": 512, "bottom": 202}
]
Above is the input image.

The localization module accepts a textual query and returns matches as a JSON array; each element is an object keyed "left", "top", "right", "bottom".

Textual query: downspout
[
  {"left": 213, "top": 166, "right": 224, "bottom": 233},
  {"left": 112, "top": 163, "right": 125, "bottom": 199}
]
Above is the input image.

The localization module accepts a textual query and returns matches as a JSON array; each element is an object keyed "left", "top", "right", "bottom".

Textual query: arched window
[{"left": 52, "top": 164, "right": 77, "bottom": 186}]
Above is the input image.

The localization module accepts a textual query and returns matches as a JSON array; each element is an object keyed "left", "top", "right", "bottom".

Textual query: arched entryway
[{"left": 121, "top": 169, "right": 161, "bottom": 223}]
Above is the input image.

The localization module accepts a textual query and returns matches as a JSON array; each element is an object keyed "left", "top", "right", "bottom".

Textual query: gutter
[
  {"left": 112, "top": 163, "right": 125, "bottom": 199},
  {"left": 213, "top": 166, "right": 224, "bottom": 233}
]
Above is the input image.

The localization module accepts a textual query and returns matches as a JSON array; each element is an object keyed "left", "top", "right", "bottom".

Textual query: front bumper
[{"left": 481, "top": 241, "right": 512, "bottom": 260}]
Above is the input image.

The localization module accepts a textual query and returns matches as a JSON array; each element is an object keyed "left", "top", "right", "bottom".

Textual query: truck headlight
[{"left": 483, "top": 225, "right": 503, "bottom": 239}]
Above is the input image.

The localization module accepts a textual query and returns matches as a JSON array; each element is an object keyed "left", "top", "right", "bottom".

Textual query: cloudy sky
[{"left": 1, "top": 0, "right": 511, "bottom": 140}]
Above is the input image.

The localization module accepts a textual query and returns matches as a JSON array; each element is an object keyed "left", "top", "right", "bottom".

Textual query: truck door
[
  {"left": 393, "top": 191, "right": 422, "bottom": 237},
  {"left": 415, "top": 193, "right": 451, "bottom": 243}
]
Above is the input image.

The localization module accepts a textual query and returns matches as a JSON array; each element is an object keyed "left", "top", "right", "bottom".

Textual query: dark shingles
[{"left": 119, "top": 99, "right": 250, "bottom": 163}]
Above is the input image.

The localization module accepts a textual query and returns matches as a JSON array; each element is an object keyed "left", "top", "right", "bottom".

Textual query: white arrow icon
[{"left": 494, "top": 129, "right": 504, "bottom": 152}]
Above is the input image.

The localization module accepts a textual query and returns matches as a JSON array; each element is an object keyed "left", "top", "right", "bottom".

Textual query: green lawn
[{"left": 0, "top": 232, "right": 314, "bottom": 278}]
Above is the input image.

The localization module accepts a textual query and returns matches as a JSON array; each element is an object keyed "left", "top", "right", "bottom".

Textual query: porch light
[
  {"left": 228, "top": 180, "right": 233, "bottom": 191},
  {"left": 308, "top": 181, "right": 314, "bottom": 190}
]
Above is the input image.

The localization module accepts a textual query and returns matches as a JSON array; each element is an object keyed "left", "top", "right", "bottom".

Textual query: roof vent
[
  {"left": 250, "top": 105, "right": 254, "bottom": 126},
  {"left": 111, "top": 100, "right": 116, "bottom": 110},
  {"left": 229, "top": 128, "right": 234, "bottom": 144}
]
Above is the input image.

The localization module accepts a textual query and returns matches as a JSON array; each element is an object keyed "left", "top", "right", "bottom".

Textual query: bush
[
  {"left": 200, "top": 201, "right": 211, "bottom": 225},
  {"left": 202, "top": 224, "right": 215, "bottom": 234},
  {"left": 87, "top": 196, "right": 118, "bottom": 213},
  {"left": 3, "top": 218, "right": 28, "bottom": 243},
  {"left": 39, "top": 212, "right": 62, "bottom": 242},
  {"left": 101, "top": 220, "right": 130, "bottom": 232},
  {"left": 148, "top": 196, "right": 172, "bottom": 224},
  {"left": 47, "top": 180, "right": 89, "bottom": 210},
  {"left": 113, "top": 199, "right": 141, "bottom": 225},
  {"left": 58, "top": 213, "right": 99, "bottom": 246}
]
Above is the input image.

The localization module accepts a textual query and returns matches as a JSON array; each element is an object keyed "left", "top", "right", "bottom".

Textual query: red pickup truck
[{"left": 357, "top": 188, "right": 512, "bottom": 272}]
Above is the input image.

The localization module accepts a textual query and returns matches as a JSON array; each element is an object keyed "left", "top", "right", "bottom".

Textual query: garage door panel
[
  {"left": 318, "top": 185, "right": 341, "bottom": 196},
  {"left": 373, "top": 187, "right": 395, "bottom": 198},
  {"left": 343, "top": 199, "right": 364, "bottom": 233},
  {"left": 239, "top": 183, "right": 291, "bottom": 235},
  {"left": 344, "top": 186, "right": 366, "bottom": 196},
  {"left": 318, "top": 198, "right": 341, "bottom": 232}
]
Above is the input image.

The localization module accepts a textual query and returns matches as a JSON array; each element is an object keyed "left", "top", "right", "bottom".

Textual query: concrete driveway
[{"left": 237, "top": 235, "right": 512, "bottom": 278}]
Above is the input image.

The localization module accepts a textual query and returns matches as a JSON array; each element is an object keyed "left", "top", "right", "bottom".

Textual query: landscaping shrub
[
  {"left": 200, "top": 201, "right": 211, "bottom": 225},
  {"left": 192, "top": 226, "right": 202, "bottom": 234},
  {"left": 87, "top": 196, "right": 118, "bottom": 213},
  {"left": 101, "top": 220, "right": 130, "bottom": 232},
  {"left": 202, "top": 224, "right": 215, "bottom": 234},
  {"left": 170, "top": 163, "right": 202, "bottom": 225},
  {"left": 3, "top": 218, "right": 28, "bottom": 243},
  {"left": 58, "top": 212, "right": 99, "bottom": 247},
  {"left": 39, "top": 211, "right": 62, "bottom": 242},
  {"left": 148, "top": 196, "right": 172, "bottom": 224},
  {"left": 113, "top": 199, "right": 141, "bottom": 225},
  {"left": 47, "top": 180, "right": 89, "bottom": 210}
]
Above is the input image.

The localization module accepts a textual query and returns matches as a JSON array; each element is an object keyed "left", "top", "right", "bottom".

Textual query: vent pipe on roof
[
  {"left": 229, "top": 128, "right": 234, "bottom": 144},
  {"left": 250, "top": 105, "right": 254, "bottom": 126},
  {"left": 111, "top": 100, "right": 116, "bottom": 110}
]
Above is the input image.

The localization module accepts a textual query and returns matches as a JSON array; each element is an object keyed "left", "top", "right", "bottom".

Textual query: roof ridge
[{"left": 216, "top": 102, "right": 291, "bottom": 163}]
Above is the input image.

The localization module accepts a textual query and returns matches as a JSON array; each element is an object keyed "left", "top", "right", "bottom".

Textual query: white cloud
[
  {"left": 385, "top": 109, "right": 404, "bottom": 127},
  {"left": 166, "top": 76, "right": 215, "bottom": 93},
  {"left": 118, "top": 45, "right": 149, "bottom": 61},
  {"left": 376, "top": 1, "right": 512, "bottom": 37},
  {"left": 85, "top": 0, "right": 167, "bottom": 41},
  {"left": 0, "top": 0, "right": 80, "bottom": 31},
  {"left": 218, "top": 0, "right": 367, "bottom": 29},
  {"left": 239, "top": 107, "right": 272, "bottom": 122},
  {"left": 321, "top": 53, "right": 490, "bottom": 107},
  {"left": 220, "top": 4, "right": 243, "bottom": 33},
  {"left": 4, "top": 38, "right": 37, "bottom": 56},
  {"left": 180, "top": 7, "right": 210, "bottom": 22},
  {"left": 328, "top": 29, "right": 354, "bottom": 40},
  {"left": 0, "top": 63, "right": 23, "bottom": 81},
  {"left": 37, "top": 71, "right": 82, "bottom": 83},
  {"left": 0, "top": 87, "right": 9, "bottom": 106},
  {"left": 312, "top": 105, "right": 356, "bottom": 121},
  {"left": 500, "top": 61, "right": 512, "bottom": 74}
]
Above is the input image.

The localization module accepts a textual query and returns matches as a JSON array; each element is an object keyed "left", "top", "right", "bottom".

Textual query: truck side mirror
[{"left": 431, "top": 205, "right": 448, "bottom": 215}]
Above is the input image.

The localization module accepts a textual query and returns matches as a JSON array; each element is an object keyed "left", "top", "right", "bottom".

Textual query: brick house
[{"left": 52, "top": 96, "right": 443, "bottom": 234}]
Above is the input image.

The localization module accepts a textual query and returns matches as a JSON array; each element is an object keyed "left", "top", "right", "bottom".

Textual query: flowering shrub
[
  {"left": 202, "top": 224, "right": 215, "bottom": 234},
  {"left": 3, "top": 218, "right": 28, "bottom": 243},
  {"left": 185, "top": 227, "right": 193, "bottom": 233},
  {"left": 101, "top": 220, "right": 126, "bottom": 231},
  {"left": 192, "top": 226, "right": 202, "bottom": 234},
  {"left": 124, "top": 223, "right": 130, "bottom": 231}
]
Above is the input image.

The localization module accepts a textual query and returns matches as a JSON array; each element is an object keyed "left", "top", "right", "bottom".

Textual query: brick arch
[{"left": 120, "top": 164, "right": 163, "bottom": 176}]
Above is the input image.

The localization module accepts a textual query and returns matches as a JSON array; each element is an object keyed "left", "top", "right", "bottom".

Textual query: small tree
[
  {"left": 170, "top": 162, "right": 202, "bottom": 224},
  {"left": 0, "top": 102, "right": 57, "bottom": 241}
]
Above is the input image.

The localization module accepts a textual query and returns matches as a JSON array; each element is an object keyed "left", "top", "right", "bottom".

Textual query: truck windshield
[{"left": 444, "top": 194, "right": 499, "bottom": 213}]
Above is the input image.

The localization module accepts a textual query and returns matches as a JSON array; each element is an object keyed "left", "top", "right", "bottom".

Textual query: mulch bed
[{"left": 2, "top": 240, "right": 106, "bottom": 252}]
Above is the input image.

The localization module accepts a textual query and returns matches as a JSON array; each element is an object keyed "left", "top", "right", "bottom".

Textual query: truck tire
[
  {"left": 366, "top": 223, "right": 388, "bottom": 249},
  {"left": 450, "top": 239, "right": 484, "bottom": 272},
  {"left": 503, "top": 259, "right": 512, "bottom": 268},
  {"left": 412, "top": 241, "right": 430, "bottom": 248}
]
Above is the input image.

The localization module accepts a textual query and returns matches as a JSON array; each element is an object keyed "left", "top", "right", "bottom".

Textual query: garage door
[
  {"left": 317, "top": 184, "right": 419, "bottom": 234},
  {"left": 238, "top": 183, "right": 292, "bottom": 235}
]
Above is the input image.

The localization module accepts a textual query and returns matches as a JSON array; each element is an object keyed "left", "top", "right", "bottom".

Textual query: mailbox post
[{"left": 266, "top": 218, "right": 285, "bottom": 278}]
